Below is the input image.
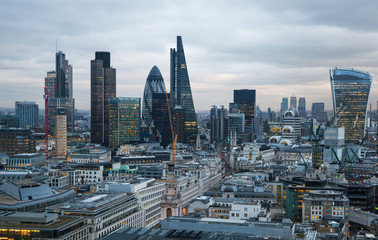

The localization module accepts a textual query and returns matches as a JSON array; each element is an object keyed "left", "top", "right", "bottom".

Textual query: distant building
[
  {"left": 15, "top": 101, "right": 39, "bottom": 128},
  {"left": 298, "top": 97, "right": 306, "bottom": 118},
  {"left": 109, "top": 97, "right": 140, "bottom": 152},
  {"left": 311, "top": 102, "right": 327, "bottom": 122},
  {"left": 106, "top": 165, "right": 136, "bottom": 181},
  {"left": 330, "top": 67, "right": 373, "bottom": 142},
  {"left": 0, "top": 128, "right": 36, "bottom": 156},
  {"left": 281, "top": 97, "right": 289, "bottom": 112},
  {"left": 280, "top": 107, "right": 302, "bottom": 145},
  {"left": 290, "top": 96, "right": 297, "bottom": 109},
  {"left": 91, "top": 51, "right": 116, "bottom": 146},
  {"left": 0, "top": 115, "right": 19, "bottom": 128},
  {"left": 210, "top": 105, "right": 228, "bottom": 144}
]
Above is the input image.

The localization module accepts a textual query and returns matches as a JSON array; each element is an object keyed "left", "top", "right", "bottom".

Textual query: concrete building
[
  {"left": 0, "top": 180, "right": 75, "bottom": 212},
  {"left": 47, "top": 193, "right": 143, "bottom": 240},
  {"left": 106, "top": 165, "right": 136, "bottom": 181},
  {"left": 6, "top": 153, "right": 45, "bottom": 169},
  {"left": 161, "top": 216, "right": 295, "bottom": 239},
  {"left": 0, "top": 211, "right": 89, "bottom": 240},
  {"left": 302, "top": 190, "right": 349, "bottom": 223},
  {"left": 69, "top": 146, "right": 111, "bottom": 163},
  {"left": 56, "top": 109, "right": 67, "bottom": 158}
]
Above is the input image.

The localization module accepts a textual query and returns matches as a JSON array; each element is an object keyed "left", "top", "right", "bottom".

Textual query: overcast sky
[{"left": 0, "top": 0, "right": 377, "bottom": 112}]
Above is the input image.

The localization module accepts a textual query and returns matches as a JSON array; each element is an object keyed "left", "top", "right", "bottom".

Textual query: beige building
[{"left": 56, "top": 112, "right": 67, "bottom": 158}]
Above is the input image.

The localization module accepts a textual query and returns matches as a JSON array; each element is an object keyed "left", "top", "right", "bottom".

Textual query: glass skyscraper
[
  {"left": 91, "top": 51, "right": 116, "bottom": 146},
  {"left": 109, "top": 97, "right": 140, "bottom": 152},
  {"left": 170, "top": 36, "right": 198, "bottom": 142},
  {"left": 281, "top": 97, "right": 288, "bottom": 112},
  {"left": 45, "top": 51, "right": 75, "bottom": 133},
  {"left": 142, "top": 66, "right": 166, "bottom": 127},
  {"left": 330, "top": 67, "right": 373, "bottom": 142}
]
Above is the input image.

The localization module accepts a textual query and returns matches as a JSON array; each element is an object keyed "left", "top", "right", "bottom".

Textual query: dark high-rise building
[
  {"left": 290, "top": 96, "right": 297, "bottom": 109},
  {"left": 298, "top": 97, "right": 306, "bottom": 118},
  {"left": 330, "top": 67, "right": 373, "bottom": 142},
  {"left": 91, "top": 51, "right": 116, "bottom": 146},
  {"left": 210, "top": 105, "right": 228, "bottom": 144},
  {"left": 142, "top": 66, "right": 166, "bottom": 128},
  {"left": 0, "top": 115, "right": 19, "bottom": 128},
  {"left": 45, "top": 52, "right": 75, "bottom": 133},
  {"left": 173, "top": 106, "right": 185, "bottom": 144},
  {"left": 151, "top": 93, "right": 172, "bottom": 147},
  {"left": 281, "top": 97, "right": 289, "bottom": 112},
  {"left": 0, "top": 128, "right": 36, "bottom": 156},
  {"left": 109, "top": 97, "right": 140, "bottom": 152},
  {"left": 170, "top": 36, "right": 198, "bottom": 142},
  {"left": 311, "top": 102, "right": 327, "bottom": 123},
  {"left": 230, "top": 89, "right": 256, "bottom": 141},
  {"left": 15, "top": 101, "right": 39, "bottom": 129}
]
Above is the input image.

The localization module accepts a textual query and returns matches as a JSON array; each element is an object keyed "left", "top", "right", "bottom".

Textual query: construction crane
[
  {"left": 165, "top": 91, "right": 177, "bottom": 164},
  {"left": 44, "top": 83, "right": 57, "bottom": 161}
]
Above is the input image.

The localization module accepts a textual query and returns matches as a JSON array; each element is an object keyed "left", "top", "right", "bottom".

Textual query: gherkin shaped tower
[{"left": 142, "top": 66, "right": 166, "bottom": 126}]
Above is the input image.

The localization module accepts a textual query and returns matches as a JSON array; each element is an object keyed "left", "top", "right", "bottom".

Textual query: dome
[
  {"left": 282, "top": 126, "right": 294, "bottom": 134},
  {"left": 279, "top": 139, "right": 292, "bottom": 146},
  {"left": 269, "top": 136, "right": 281, "bottom": 144},
  {"left": 284, "top": 107, "right": 299, "bottom": 118}
]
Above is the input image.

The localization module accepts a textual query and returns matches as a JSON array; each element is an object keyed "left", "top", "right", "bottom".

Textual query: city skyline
[{"left": 0, "top": 1, "right": 378, "bottom": 112}]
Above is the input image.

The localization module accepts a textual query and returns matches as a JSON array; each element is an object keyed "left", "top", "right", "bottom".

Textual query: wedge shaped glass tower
[
  {"left": 330, "top": 67, "right": 373, "bottom": 142},
  {"left": 170, "top": 36, "right": 198, "bottom": 142},
  {"left": 142, "top": 66, "right": 166, "bottom": 127}
]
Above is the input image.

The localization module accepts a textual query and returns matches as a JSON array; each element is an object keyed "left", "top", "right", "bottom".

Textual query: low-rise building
[
  {"left": 302, "top": 190, "right": 349, "bottom": 223},
  {"left": 47, "top": 192, "right": 143, "bottom": 240},
  {"left": 0, "top": 211, "right": 89, "bottom": 240},
  {"left": 106, "top": 165, "right": 136, "bottom": 181},
  {"left": 6, "top": 153, "right": 46, "bottom": 170}
]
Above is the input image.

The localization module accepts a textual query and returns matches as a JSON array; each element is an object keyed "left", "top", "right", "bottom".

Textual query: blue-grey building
[
  {"left": 15, "top": 101, "right": 39, "bottom": 128},
  {"left": 330, "top": 67, "right": 373, "bottom": 142}
]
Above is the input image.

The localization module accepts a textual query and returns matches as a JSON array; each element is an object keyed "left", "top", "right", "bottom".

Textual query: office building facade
[
  {"left": 230, "top": 89, "right": 256, "bottom": 141},
  {"left": 330, "top": 67, "right": 373, "bottom": 142},
  {"left": 0, "top": 128, "right": 35, "bottom": 156},
  {"left": 290, "top": 96, "right": 297, "bottom": 109},
  {"left": 109, "top": 97, "right": 140, "bottom": 152},
  {"left": 55, "top": 109, "right": 67, "bottom": 158},
  {"left": 170, "top": 36, "right": 198, "bottom": 142},
  {"left": 151, "top": 92, "right": 172, "bottom": 147},
  {"left": 91, "top": 51, "right": 116, "bottom": 146},
  {"left": 15, "top": 101, "right": 39, "bottom": 129}
]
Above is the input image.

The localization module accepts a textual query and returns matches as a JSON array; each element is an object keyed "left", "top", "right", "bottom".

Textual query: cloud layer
[{"left": 0, "top": 0, "right": 377, "bottom": 112}]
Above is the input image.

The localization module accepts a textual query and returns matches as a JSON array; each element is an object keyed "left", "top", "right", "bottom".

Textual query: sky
[{"left": 0, "top": 0, "right": 377, "bottom": 112}]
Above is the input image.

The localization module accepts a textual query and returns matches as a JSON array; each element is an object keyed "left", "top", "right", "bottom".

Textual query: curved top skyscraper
[
  {"left": 170, "top": 36, "right": 198, "bottom": 142},
  {"left": 142, "top": 66, "right": 166, "bottom": 126},
  {"left": 330, "top": 67, "right": 373, "bottom": 142}
]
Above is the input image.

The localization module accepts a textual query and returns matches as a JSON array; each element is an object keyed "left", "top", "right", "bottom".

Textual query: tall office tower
[
  {"left": 109, "top": 97, "right": 140, "bottom": 152},
  {"left": 230, "top": 89, "right": 256, "bottom": 141},
  {"left": 210, "top": 105, "right": 228, "bottom": 144},
  {"left": 142, "top": 66, "right": 166, "bottom": 128},
  {"left": 290, "top": 96, "right": 297, "bottom": 109},
  {"left": 45, "top": 51, "right": 75, "bottom": 134},
  {"left": 281, "top": 97, "right": 289, "bottom": 112},
  {"left": 298, "top": 97, "right": 306, "bottom": 118},
  {"left": 55, "top": 109, "right": 67, "bottom": 158},
  {"left": 173, "top": 106, "right": 185, "bottom": 143},
  {"left": 170, "top": 36, "right": 198, "bottom": 143},
  {"left": 15, "top": 101, "right": 39, "bottom": 128},
  {"left": 91, "top": 51, "right": 116, "bottom": 146},
  {"left": 330, "top": 67, "right": 373, "bottom": 142},
  {"left": 151, "top": 93, "right": 172, "bottom": 147},
  {"left": 210, "top": 106, "right": 219, "bottom": 144}
]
